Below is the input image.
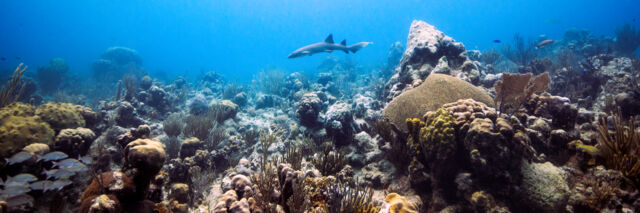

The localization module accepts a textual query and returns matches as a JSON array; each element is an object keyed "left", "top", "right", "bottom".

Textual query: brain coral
[
  {"left": 35, "top": 102, "right": 86, "bottom": 131},
  {"left": 0, "top": 103, "right": 55, "bottom": 159},
  {"left": 383, "top": 74, "right": 493, "bottom": 132}
]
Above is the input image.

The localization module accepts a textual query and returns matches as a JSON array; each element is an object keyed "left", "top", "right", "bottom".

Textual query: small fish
[
  {"left": 37, "top": 151, "right": 68, "bottom": 162},
  {"left": 5, "top": 151, "right": 33, "bottom": 165},
  {"left": 29, "top": 180, "right": 54, "bottom": 192},
  {"left": 493, "top": 40, "right": 501, "bottom": 43},
  {"left": 53, "top": 158, "right": 86, "bottom": 172},
  {"left": 42, "top": 169, "right": 58, "bottom": 177},
  {"left": 536, "top": 39, "right": 554, "bottom": 49},
  {"left": 48, "top": 168, "right": 76, "bottom": 179},
  {"left": 6, "top": 173, "right": 38, "bottom": 184},
  {"left": 51, "top": 179, "right": 73, "bottom": 190},
  {"left": 0, "top": 185, "right": 31, "bottom": 196},
  {"left": 5, "top": 194, "right": 34, "bottom": 208},
  {"left": 78, "top": 155, "right": 92, "bottom": 165},
  {"left": 576, "top": 144, "right": 599, "bottom": 156}
]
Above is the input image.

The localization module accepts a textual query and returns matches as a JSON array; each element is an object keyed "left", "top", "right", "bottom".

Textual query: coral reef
[
  {"left": 385, "top": 20, "right": 481, "bottom": 100},
  {"left": 383, "top": 73, "right": 493, "bottom": 132}
]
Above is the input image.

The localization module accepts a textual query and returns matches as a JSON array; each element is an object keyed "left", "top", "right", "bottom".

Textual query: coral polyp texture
[{"left": 2, "top": 15, "right": 640, "bottom": 213}]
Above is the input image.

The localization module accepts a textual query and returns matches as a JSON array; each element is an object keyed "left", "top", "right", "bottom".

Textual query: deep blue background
[{"left": 0, "top": 0, "right": 638, "bottom": 82}]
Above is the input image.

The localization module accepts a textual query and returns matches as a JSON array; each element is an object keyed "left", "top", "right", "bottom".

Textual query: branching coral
[
  {"left": 494, "top": 72, "right": 550, "bottom": 115},
  {"left": 502, "top": 33, "right": 538, "bottom": 66},
  {"left": 250, "top": 162, "right": 279, "bottom": 212},
  {"left": 287, "top": 176, "right": 313, "bottom": 213},
  {"left": 614, "top": 24, "right": 640, "bottom": 56},
  {"left": 255, "top": 68, "right": 286, "bottom": 96},
  {"left": 163, "top": 113, "right": 184, "bottom": 138},
  {"left": 283, "top": 144, "right": 304, "bottom": 171},
  {"left": 596, "top": 109, "right": 640, "bottom": 183},
  {"left": 481, "top": 49, "right": 502, "bottom": 67},
  {"left": 325, "top": 179, "right": 377, "bottom": 213},
  {"left": 184, "top": 107, "right": 224, "bottom": 141},
  {"left": 312, "top": 142, "right": 347, "bottom": 176},
  {"left": 0, "top": 63, "right": 27, "bottom": 108}
]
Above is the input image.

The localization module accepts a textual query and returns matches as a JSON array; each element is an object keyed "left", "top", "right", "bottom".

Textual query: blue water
[{"left": 0, "top": 0, "right": 638, "bottom": 82}]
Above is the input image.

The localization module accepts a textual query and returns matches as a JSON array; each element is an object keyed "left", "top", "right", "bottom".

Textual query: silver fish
[
  {"left": 53, "top": 158, "right": 83, "bottom": 169},
  {"left": 51, "top": 179, "right": 73, "bottom": 190},
  {"left": 43, "top": 169, "right": 59, "bottom": 178},
  {"left": 0, "top": 185, "right": 31, "bottom": 196},
  {"left": 5, "top": 194, "right": 34, "bottom": 208},
  {"left": 48, "top": 168, "right": 76, "bottom": 179},
  {"left": 536, "top": 39, "right": 554, "bottom": 48},
  {"left": 29, "top": 180, "right": 54, "bottom": 192},
  {"left": 37, "top": 151, "right": 68, "bottom": 162},
  {"left": 6, "top": 173, "right": 38, "bottom": 184},
  {"left": 78, "top": 155, "right": 92, "bottom": 165},
  {"left": 5, "top": 151, "right": 33, "bottom": 165}
]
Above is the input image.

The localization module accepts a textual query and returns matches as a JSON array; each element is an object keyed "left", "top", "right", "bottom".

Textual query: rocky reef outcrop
[{"left": 385, "top": 20, "right": 482, "bottom": 101}]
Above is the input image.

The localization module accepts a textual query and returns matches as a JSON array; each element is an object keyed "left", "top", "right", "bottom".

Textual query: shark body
[{"left": 288, "top": 34, "right": 371, "bottom": 58}]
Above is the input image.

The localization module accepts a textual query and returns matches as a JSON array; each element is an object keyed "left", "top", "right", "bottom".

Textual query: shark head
[{"left": 287, "top": 50, "right": 311, "bottom": 58}]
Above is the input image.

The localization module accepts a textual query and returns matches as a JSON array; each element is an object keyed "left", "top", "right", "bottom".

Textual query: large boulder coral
[
  {"left": 383, "top": 74, "right": 493, "bottom": 132},
  {"left": 0, "top": 103, "right": 55, "bottom": 159},
  {"left": 92, "top": 47, "right": 146, "bottom": 84},
  {"left": 124, "top": 138, "right": 166, "bottom": 176},
  {"left": 211, "top": 100, "right": 238, "bottom": 122},
  {"left": 54, "top": 127, "right": 96, "bottom": 158},
  {"left": 520, "top": 161, "right": 570, "bottom": 212},
  {"left": 0, "top": 115, "right": 55, "bottom": 159},
  {"left": 296, "top": 92, "right": 323, "bottom": 127},
  {"left": 385, "top": 20, "right": 481, "bottom": 101},
  {"left": 463, "top": 117, "right": 523, "bottom": 186},
  {"left": 324, "top": 101, "right": 354, "bottom": 145},
  {"left": 35, "top": 102, "right": 86, "bottom": 131},
  {"left": 442, "top": 99, "right": 497, "bottom": 134}
]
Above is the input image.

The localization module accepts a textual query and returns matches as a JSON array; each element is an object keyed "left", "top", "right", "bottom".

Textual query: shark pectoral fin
[
  {"left": 343, "top": 50, "right": 349, "bottom": 54},
  {"left": 324, "top": 34, "right": 334, "bottom": 44}
]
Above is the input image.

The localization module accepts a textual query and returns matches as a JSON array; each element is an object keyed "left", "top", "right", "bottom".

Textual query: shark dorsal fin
[
  {"left": 340, "top": 39, "right": 346, "bottom": 46},
  {"left": 324, "top": 34, "right": 334, "bottom": 44}
]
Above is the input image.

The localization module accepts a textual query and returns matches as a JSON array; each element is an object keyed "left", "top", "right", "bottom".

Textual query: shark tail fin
[
  {"left": 324, "top": 34, "right": 334, "bottom": 44},
  {"left": 348, "top": 42, "right": 372, "bottom": 53},
  {"left": 340, "top": 39, "right": 346, "bottom": 46}
]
